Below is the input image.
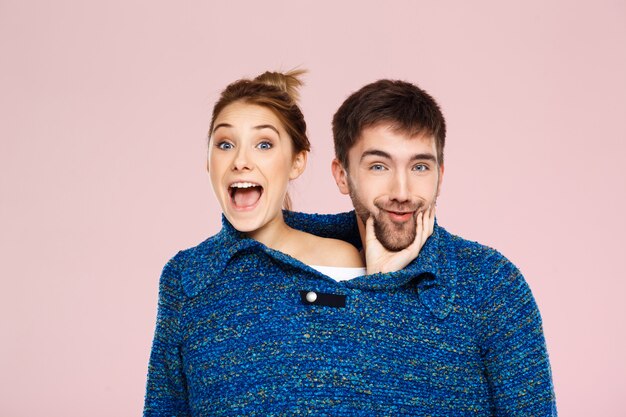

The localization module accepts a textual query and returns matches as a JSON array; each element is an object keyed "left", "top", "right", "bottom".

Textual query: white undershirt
[{"left": 309, "top": 265, "right": 367, "bottom": 281}]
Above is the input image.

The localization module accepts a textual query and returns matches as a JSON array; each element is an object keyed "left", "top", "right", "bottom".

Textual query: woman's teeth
[{"left": 230, "top": 182, "right": 259, "bottom": 189}]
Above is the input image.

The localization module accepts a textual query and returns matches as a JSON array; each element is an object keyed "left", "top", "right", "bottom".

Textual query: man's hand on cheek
[{"left": 365, "top": 205, "right": 435, "bottom": 275}]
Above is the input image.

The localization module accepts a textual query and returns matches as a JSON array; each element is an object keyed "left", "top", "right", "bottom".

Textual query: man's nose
[
  {"left": 389, "top": 170, "right": 410, "bottom": 202},
  {"left": 232, "top": 146, "right": 253, "bottom": 171}
]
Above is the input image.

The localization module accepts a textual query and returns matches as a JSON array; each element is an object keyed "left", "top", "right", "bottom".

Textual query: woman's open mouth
[{"left": 229, "top": 182, "right": 263, "bottom": 210}]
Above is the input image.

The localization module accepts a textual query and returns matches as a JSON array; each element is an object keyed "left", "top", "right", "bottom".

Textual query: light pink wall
[{"left": 1, "top": 1, "right": 624, "bottom": 415}]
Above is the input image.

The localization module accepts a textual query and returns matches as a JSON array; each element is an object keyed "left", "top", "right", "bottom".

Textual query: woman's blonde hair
[{"left": 209, "top": 69, "right": 310, "bottom": 210}]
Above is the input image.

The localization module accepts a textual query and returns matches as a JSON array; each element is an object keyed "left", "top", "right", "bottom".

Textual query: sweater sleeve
[
  {"left": 477, "top": 255, "right": 557, "bottom": 416},
  {"left": 143, "top": 255, "right": 191, "bottom": 416},
  {"left": 283, "top": 210, "right": 362, "bottom": 248}
]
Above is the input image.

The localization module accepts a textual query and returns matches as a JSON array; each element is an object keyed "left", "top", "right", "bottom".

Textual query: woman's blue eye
[
  {"left": 257, "top": 141, "right": 272, "bottom": 150},
  {"left": 217, "top": 141, "right": 233, "bottom": 150}
]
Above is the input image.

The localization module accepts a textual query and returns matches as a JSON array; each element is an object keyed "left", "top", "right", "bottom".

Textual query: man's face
[{"left": 332, "top": 124, "right": 443, "bottom": 251}]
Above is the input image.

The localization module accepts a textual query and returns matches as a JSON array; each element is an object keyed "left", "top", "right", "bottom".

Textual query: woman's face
[{"left": 208, "top": 101, "right": 306, "bottom": 234}]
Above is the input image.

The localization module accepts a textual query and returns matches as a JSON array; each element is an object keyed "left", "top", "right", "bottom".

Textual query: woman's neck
[{"left": 246, "top": 215, "right": 296, "bottom": 253}]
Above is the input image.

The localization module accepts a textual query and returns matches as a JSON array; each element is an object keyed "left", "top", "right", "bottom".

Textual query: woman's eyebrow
[
  {"left": 212, "top": 123, "right": 280, "bottom": 136},
  {"left": 253, "top": 124, "right": 280, "bottom": 136},
  {"left": 212, "top": 123, "right": 232, "bottom": 133}
]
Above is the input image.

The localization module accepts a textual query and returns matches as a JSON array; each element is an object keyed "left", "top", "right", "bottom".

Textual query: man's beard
[{"left": 347, "top": 177, "right": 431, "bottom": 252}]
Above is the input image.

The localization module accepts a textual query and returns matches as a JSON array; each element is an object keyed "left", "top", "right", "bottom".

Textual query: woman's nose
[{"left": 232, "top": 147, "right": 253, "bottom": 171}]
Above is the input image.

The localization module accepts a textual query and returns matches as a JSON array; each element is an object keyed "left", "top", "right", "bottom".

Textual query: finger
[
  {"left": 422, "top": 205, "right": 428, "bottom": 230},
  {"left": 365, "top": 216, "right": 376, "bottom": 243},
  {"left": 427, "top": 205, "right": 435, "bottom": 235},
  {"left": 417, "top": 210, "right": 425, "bottom": 246},
  {"left": 417, "top": 207, "right": 431, "bottom": 247},
  {"left": 408, "top": 211, "right": 424, "bottom": 256},
  {"left": 421, "top": 204, "right": 432, "bottom": 238}
]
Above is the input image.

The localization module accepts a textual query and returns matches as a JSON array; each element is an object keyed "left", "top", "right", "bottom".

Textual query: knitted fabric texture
[{"left": 143, "top": 211, "right": 557, "bottom": 416}]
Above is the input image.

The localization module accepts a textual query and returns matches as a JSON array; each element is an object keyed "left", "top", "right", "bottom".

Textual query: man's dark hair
[{"left": 332, "top": 79, "right": 446, "bottom": 168}]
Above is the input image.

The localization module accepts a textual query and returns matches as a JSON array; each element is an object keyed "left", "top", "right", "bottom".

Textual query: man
[{"left": 294, "top": 79, "right": 557, "bottom": 415}]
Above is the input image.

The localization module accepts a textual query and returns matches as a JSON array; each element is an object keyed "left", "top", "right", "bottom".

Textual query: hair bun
[{"left": 254, "top": 69, "right": 306, "bottom": 103}]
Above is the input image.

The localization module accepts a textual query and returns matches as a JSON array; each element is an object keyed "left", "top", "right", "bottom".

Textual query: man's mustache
[{"left": 373, "top": 199, "right": 425, "bottom": 214}]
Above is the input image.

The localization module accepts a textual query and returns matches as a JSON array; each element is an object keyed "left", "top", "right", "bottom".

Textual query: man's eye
[
  {"left": 257, "top": 141, "right": 272, "bottom": 150},
  {"left": 217, "top": 141, "right": 233, "bottom": 150},
  {"left": 412, "top": 164, "right": 428, "bottom": 172},
  {"left": 370, "top": 164, "right": 387, "bottom": 171}
]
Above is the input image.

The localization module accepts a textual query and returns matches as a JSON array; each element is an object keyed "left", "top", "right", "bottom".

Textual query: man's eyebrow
[
  {"left": 409, "top": 153, "right": 437, "bottom": 163},
  {"left": 360, "top": 149, "right": 392, "bottom": 162},
  {"left": 360, "top": 150, "right": 437, "bottom": 163}
]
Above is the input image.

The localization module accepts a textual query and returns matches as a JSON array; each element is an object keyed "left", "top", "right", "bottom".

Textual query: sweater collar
[
  {"left": 180, "top": 216, "right": 256, "bottom": 297},
  {"left": 182, "top": 212, "right": 455, "bottom": 319}
]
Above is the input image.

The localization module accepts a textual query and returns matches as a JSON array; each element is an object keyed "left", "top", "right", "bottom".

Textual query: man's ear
[
  {"left": 331, "top": 158, "right": 350, "bottom": 195},
  {"left": 436, "top": 163, "right": 444, "bottom": 197},
  {"left": 289, "top": 151, "right": 307, "bottom": 180}
]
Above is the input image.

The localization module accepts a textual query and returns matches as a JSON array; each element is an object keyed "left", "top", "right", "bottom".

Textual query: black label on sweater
[{"left": 299, "top": 290, "right": 346, "bottom": 308}]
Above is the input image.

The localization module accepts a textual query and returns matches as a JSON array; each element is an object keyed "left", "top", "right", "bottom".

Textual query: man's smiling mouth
[{"left": 384, "top": 210, "right": 415, "bottom": 223}]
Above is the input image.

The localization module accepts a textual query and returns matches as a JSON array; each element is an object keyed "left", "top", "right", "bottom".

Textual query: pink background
[{"left": 1, "top": 1, "right": 625, "bottom": 415}]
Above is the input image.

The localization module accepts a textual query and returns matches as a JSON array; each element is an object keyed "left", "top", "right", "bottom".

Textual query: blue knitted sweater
[{"left": 144, "top": 211, "right": 556, "bottom": 416}]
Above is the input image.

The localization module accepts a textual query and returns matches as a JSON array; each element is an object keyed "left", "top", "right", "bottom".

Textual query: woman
[
  {"left": 206, "top": 70, "right": 365, "bottom": 276},
  {"left": 144, "top": 70, "right": 434, "bottom": 415}
]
